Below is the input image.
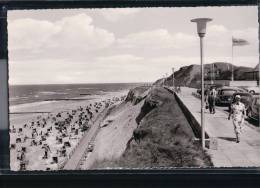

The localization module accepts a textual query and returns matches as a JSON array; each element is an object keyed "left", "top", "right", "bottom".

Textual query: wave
[
  {"left": 9, "top": 96, "right": 29, "bottom": 101},
  {"left": 38, "top": 91, "right": 67, "bottom": 95},
  {"left": 78, "top": 88, "right": 96, "bottom": 90}
]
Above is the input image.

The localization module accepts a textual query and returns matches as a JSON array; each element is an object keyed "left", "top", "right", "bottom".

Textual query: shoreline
[{"left": 9, "top": 89, "right": 129, "bottom": 171}]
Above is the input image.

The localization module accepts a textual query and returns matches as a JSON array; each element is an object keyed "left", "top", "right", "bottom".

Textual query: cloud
[
  {"left": 8, "top": 18, "right": 59, "bottom": 50},
  {"left": 8, "top": 14, "right": 115, "bottom": 59},
  {"left": 7, "top": 12, "right": 258, "bottom": 85},
  {"left": 117, "top": 29, "right": 197, "bottom": 49},
  {"left": 207, "top": 24, "right": 228, "bottom": 36},
  {"left": 9, "top": 54, "right": 258, "bottom": 85},
  {"left": 52, "top": 14, "right": 115, "bottom": 50},
  {"left": 100, "top": 8, "right": 140, "bottom": 22},
  {"left": 95, "top": 54, "right": 143, "bottom": 64},
  {"left": 207, "top": 24, "right": 258, "bottom": 45}
]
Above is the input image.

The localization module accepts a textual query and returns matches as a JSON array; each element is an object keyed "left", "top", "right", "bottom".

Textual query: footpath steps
[{"left": 176, "top": 87, "right": 260, "bottom": 167}]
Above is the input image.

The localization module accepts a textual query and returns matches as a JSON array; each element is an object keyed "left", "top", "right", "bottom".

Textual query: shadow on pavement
[{"left": 218, "top": 137, "right": 237, "bottom": 142}]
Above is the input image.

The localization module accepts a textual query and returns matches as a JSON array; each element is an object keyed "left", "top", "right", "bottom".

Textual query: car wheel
[{"left": 249, "top": 90, "right": 255, "bottom": 94}]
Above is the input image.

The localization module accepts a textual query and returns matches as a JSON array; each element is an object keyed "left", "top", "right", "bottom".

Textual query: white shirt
[
  {"left": 231, "top": 102, "right": 245, "bottom": 121},
  {"left": 210, "top": 89, "right": 217, "bottom": 98}
]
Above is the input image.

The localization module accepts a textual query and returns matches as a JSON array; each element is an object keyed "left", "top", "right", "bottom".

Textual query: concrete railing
[{"left": 174, "top": 92, "right": 209, "bottom": 139}]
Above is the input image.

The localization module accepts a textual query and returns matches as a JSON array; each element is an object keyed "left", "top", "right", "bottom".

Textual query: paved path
[
  {"left": 63, "top": 109, "right": 107, "bottom": 170},
  {"left": 177, "top": 87, "right": 260, "bottom": 167}
]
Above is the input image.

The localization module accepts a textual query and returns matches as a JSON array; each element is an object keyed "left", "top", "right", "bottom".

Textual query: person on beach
[
  {"left": 208, "top": 86, "right": 217, "bottom": 114},
  {"left": 176, "top": 86, "right": 181, "bottom": 93},
  {"left": 42, "top": 144, "right": 51, "bottom": 159},
  {"left": 228, "top": 95, "right": 246, "bottom": 143}
]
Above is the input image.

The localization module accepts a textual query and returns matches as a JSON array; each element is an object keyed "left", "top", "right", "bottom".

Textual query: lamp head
[{"left": 191, "top": 18, "right": 212, "bottom": 37}]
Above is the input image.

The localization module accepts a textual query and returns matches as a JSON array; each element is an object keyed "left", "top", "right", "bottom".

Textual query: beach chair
[
  {"left": 31, "top": 140, "right": 37, "bottom": 146},
  {"left": 52, "top": 156, "right": 58, "bottom": 164},
  {"left": 41, "top": 136, "right": 46, "bottom": 141},
  {"left": 20, "top": 162, "right": 26, "bottom": 171},
  {"left": 16, "top": 138, "right": 21, "bottom": 143},
  {"left": 23, "top": 136, "right": 28, "bottom": 143},
  {"left": 82, "top": 125, "right": 88, "bottom": 132},
  {"left": 58, "top": 138, "right": 63, "bottom": 144},
  {"left": 22, "top": 147, "right": 26, "bottom": 153},
  {"left": 10, "top": 144, "right": 16, "bottom": 150},
  {"left": 64, "top": 141, "right": 71, "bottom": 147},
  {"left": 61, "top": 148, "right": 67, "bottom": 157}
]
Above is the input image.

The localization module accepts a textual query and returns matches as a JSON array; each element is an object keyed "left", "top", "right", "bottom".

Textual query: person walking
[
  {"left": 208, "top": 86, "right": 217, "bottom": 114},
  {"left": 228, "top": 95, "right": 246, "bottom": 143},
  {"left": 204, "top": 88, "right": 209, "bottom": 111}
]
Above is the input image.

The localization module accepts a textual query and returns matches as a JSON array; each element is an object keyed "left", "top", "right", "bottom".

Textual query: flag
[{"left": 232, "top": 37, "right": 249, "bottom": 46}]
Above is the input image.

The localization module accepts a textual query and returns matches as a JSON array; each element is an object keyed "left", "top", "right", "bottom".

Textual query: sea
[{"left": 9, "top": 83, "right": 146, "bottom": 106}]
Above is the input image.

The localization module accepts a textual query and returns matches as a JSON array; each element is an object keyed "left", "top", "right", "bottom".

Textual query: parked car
[
  {"left": 244, "top": 86, "right": 260, "bottom": 94},
  {"left": 228, "top": 92, "right": 253, "bottom": 113},
  {"left": 216, "top": 86, "right": 246, "bottom": 106},
  {"left": 196, "top": 84, "right": 220, "bottom": 95},
  {"left": 247, "top": 94, "right": 260, "bottom": 121}
]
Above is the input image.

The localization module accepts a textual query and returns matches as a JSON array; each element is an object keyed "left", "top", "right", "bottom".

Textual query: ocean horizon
[{"left": 9, "top": 82, "right": 148, "bottom": 106}]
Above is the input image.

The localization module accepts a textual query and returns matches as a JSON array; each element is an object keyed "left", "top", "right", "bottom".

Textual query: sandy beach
[{"left": 9, "top": 90, "right": 128, "bottom": 171}]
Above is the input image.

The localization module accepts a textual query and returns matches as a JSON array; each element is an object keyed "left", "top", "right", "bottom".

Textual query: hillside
[
  {"left": 91, "top": 86, "right": 212, "bottom": 168},
  {"left": 154, "top": 62, "right": 255, "bottom": 88}
]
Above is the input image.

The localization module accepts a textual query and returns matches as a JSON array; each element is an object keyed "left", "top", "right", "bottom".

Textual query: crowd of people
[{"left": 10, "top": 95, "right": 125, "bottom": 171}]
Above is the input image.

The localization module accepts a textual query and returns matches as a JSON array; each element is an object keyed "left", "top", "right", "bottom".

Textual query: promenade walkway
[
  {"left": 63, "top": 109, "right": 107, "bottom": 170},
  {"left": 177, "top": 87, "right": 260, "bottom": 167}
]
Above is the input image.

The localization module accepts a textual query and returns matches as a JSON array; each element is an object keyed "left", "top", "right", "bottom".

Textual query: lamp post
[
  {"left": 163, "top": 75, "right": 165, "bottom": 86},
  {"left": 191, "top": 18, "right": 212, "bottom": 149}
]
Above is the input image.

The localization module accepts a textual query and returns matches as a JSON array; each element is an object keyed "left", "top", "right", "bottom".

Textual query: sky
[{"left": 8, "top": 6, "right": 259, "bottom": 85}]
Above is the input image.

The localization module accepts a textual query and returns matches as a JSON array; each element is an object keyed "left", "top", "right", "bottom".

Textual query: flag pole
[
  {"left": 211, "top": 63, "right": 213, "bottom": 84},
  {"left": 213, "top": 63, "right": 214, "bottom": 83},
  {"left": 231, "top": 37, "right": 234, "bottom": 81}
]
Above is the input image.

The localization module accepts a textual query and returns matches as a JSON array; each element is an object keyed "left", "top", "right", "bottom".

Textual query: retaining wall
[{"left": 164, "top": 87, "right": 209, "bottom": 139}]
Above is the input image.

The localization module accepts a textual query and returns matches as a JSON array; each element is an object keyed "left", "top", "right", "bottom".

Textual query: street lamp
[{"left": 191, "top": 18, "right": 212, "bottom": 149}]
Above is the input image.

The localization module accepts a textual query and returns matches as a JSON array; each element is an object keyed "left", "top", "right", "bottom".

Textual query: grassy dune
[{"left": 92, "top": 86, "right": 212, "bottom": 168}]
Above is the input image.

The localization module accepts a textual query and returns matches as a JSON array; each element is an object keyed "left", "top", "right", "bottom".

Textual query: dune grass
[{"left": 92, "top": 86, "right": 212, "bottom": 169}]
